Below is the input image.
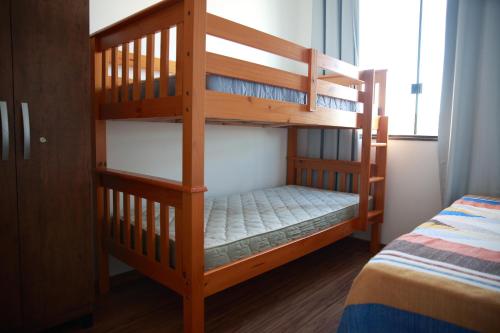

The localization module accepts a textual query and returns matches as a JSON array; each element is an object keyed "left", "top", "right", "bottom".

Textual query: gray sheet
[{"left": 121, "top": 75, "right": 359, "bottom": 112}]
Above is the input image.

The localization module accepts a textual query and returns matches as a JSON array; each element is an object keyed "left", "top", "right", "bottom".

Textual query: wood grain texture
[
  {"left": 181, "top": 0, "right": 207, "bottom": 331},
  {"left": 58, "top": 237, "right": 371, "bottom": 333},
  {"left": 0, "top": 0, "right": 22, "bottom": 329},
  {"left": 206, "top": 13, "right": 309, "bottom": 63},
  {"left": 11, "top": 0, "right": 93, "bottom": 329}
]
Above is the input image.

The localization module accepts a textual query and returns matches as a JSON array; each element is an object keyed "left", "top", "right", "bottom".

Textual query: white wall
[
  {"left": 379, "top": 140, "right": 442, "bottom": 244},
  {"left": 90, "top": 0, "right": 312, "bottom": 275}
]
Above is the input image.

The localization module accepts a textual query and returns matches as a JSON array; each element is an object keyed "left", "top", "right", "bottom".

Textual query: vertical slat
[
  {"left": 286, "top": 128, "right": 297, "bottom": 185},
  {"left": 353, "top": 174, "right": 359, "bottom": 193},
  {"left": 97, "top": 186, "right": 109, "bottom": 293},
  {"left": 145, "top": 34, "right": 155, "bottom": 99},
  {"left": 121, "top": 42, "right": 129, "bottom": 102},
  {"left": 133, "top": 39, "right": 142, "bottom": 101},
  {"left": 174, "top": 207, "right": 182, "bottom": 273},
  {"left": 104, "top": 188, "right": 111, "bottom": 239},
  {"left": 160, "top": 204, "right": 169, "bottom": 266},
  {"left": 358, "top": 70, "right": 375, "bottom": 230},
  {"left": 134, "top": 196, "right": 142, "bottom": 254},
  {"left": 111, "top": 47, "right": 119, "bottom": 102},
  {"left": 160, "top": 28, "right": 170, "bottom": 97},
  {"left": 306, "top": 168, "right": 312, "bottom": 186},
  {"left": 147, "top": 200, "right": 155, "bottom": 260},
  {"left": 308, "top": 48, "right": 318, "bottom": 111},
  {"left": 328, "top": 170, "right": 336, "bottom": 190},
  {"left": 175, "top": 23, "right": 183, "bottom": 95},
  {"left": 113, "top": 190, "right": 120, "bottom": 241},
  {"left": 101, "top": 50, "right": 110, "bottom": 103},
  {"left": 296, "top": 168, "right": 302, "bottom": 186},
  {"left": 339, "top": 173, "right": 346, "bottom": 192},
  {"left": 317, "top": 169, "right": 323, "bottom": 189},
  {"left": 123, "top": 193, "right": 131, "bottom": 248}
]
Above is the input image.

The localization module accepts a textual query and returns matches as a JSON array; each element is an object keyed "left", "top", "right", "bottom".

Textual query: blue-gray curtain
[
  {"left": 438, "top": 0, "right": 500, "bottom": 206},
  {"left": 298, "top": 0, "right": 360, "bottom": 188}
]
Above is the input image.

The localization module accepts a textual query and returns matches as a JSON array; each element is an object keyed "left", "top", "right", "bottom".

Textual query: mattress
[
  {"left": 117, "top": 185, "right": 370, "bottom": 271},
  {"left": 121, "top": 74, "right": 359, "bottom": 112},
  {"left": 339, "top": 195, "right": 500, "bottom": 333}
]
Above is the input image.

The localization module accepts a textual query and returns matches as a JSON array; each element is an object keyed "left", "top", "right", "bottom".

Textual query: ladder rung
[
  {"left": 369, "top": 176, "right": 385, "bottom": 183},
  {"left": 371, "top": 142, "right": 387, "bottom": 147}
]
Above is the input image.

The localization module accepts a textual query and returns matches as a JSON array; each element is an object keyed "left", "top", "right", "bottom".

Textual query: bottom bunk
[
  {"left": 339, "top": 195, "right": 500, "bottom": 333},
  {"left": 112, "top": 185, "right": 372, "bottom": 271}
]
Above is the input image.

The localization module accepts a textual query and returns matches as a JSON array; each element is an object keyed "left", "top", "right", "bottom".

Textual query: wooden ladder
[{"left": 368, "top": 70, "right": 388, "bottom": 253}]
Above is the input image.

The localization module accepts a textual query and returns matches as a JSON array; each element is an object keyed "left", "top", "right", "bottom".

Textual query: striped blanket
[{"left": 339, "top": 195, "right": 500, "bottom": 332}]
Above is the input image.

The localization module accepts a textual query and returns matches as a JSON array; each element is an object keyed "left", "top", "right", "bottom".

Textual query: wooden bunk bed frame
[{"left": 90, "top": 0, "right": 388, "bottom": 332}]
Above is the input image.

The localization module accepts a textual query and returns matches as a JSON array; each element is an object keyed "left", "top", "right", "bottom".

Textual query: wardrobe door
[
  {"left": 10, "top": 0, "right": 93, "bottom": 329},
  {"left": 0, "top": 0, "right": 22, "bottom": 330}
]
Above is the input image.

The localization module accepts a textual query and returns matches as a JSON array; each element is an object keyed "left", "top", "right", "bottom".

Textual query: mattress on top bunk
[
  {"left": 119, "top": 185, "right": 371, "bottom": 271},
  {"left": 120, "top": 75, "right": 360, "bottom": 112}
]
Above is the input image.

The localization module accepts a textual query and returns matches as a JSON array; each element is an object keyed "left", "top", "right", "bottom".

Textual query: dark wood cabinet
[{"left": 0, "top": 0, "right": 93, "bottom": 331}]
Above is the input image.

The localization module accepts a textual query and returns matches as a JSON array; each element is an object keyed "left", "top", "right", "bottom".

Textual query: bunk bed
[{"left": 90, "top": 1, "right": 388, "bottom": 332}]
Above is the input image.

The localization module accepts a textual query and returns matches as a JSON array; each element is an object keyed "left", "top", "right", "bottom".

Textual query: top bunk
[{"left": 90, "top": 0, "right": 386, "bottom": 129}]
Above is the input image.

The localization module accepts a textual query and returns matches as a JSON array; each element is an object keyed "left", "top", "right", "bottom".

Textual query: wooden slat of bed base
[
  {"left": 100, "top": 96, "right": 182, "bottom": 120},
  {"left": 93, "top": 0, "right": 182, "bottom": 51},
  {"left": 206, "top": 14, "right": 309, "bottom": 63},
  {"left": 205, "top": 91, "right": 362, "bottom": 128},
  {"left": 203, "top": 218, "right": 354, "bottom": 296}
]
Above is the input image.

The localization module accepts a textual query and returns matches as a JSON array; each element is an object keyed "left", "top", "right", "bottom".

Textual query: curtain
[
  {"left": 298, "top": 0, "right": 360, "bottom": 188},
  {"left": 438, "top": 0, "right": 500, "bottom": 206}
]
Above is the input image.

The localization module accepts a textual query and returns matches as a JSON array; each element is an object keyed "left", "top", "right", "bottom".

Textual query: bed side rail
[
  {"left": 95, "top": 167, "right": 206, "bottom": 294},
  {"left": 288, "top": 157, "right": 362, "bottom": 193},
  {"left": 205, "top": 14, "right": 364, "bottom": 115},
  {"left": 287, "top": 156, "right": 383, "bottom": 223},
  {"left": 91, "top": 0, "right": 184, "bottom": 121}
]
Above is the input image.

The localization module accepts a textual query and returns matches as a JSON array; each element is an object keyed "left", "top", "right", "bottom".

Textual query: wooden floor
[{"left": 60, "top": 237, "right": 371, "bottom": 333}]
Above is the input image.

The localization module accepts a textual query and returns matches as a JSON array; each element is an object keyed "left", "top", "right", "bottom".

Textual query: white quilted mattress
[{"left": 120, "top": 185, "right": 369, "bottom": 271}]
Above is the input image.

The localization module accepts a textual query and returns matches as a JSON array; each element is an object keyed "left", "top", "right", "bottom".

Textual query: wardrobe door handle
[
  {"left": 21, "top": 102, "right": 31, "bottom": 160},
  {"left": 0, "top": 101, "right": 8, "bottom": 160}
]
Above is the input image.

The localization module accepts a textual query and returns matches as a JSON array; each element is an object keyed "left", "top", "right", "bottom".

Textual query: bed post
[
  {"left": 90, "top": 37, "right": 109, "bottom": 294},
  {"left": 287, "top": 127, "right": 298, "bottom": 185},
  {"left": 370, "top": 70, "right": 388, "bottom": 254},
  {"left": 357, "top": 70, "right": 375, "bottom": 232},
  {"left": 181, "top": 0, "right": 207, "bottom": 332}
]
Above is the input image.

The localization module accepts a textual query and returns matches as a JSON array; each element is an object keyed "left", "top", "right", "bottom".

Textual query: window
[{"left": 359, "top": 0, "right": 447, "bottom": 136}]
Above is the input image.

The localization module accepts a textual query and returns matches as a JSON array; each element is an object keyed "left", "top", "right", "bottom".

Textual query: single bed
[
  {"left": 339, "top": 195, "right": 500, "bottom": 333},
  {"left": 116, "top": 185, "right": 371, "bottom": 271}
]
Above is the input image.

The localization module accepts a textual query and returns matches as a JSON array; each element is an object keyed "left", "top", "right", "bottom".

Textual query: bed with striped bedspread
[{"left": 339, "top": 195, "right": 500, "bottom": 332}]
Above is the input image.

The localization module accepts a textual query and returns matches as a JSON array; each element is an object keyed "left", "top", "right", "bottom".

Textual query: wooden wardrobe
[{"left": 0, "top": 0, "right": 93, "bottom": 331}]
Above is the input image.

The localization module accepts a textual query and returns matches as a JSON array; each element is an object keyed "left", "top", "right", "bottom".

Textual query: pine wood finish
[{"left": 90, "top": 1, "right": 388, "bottom": 331}]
